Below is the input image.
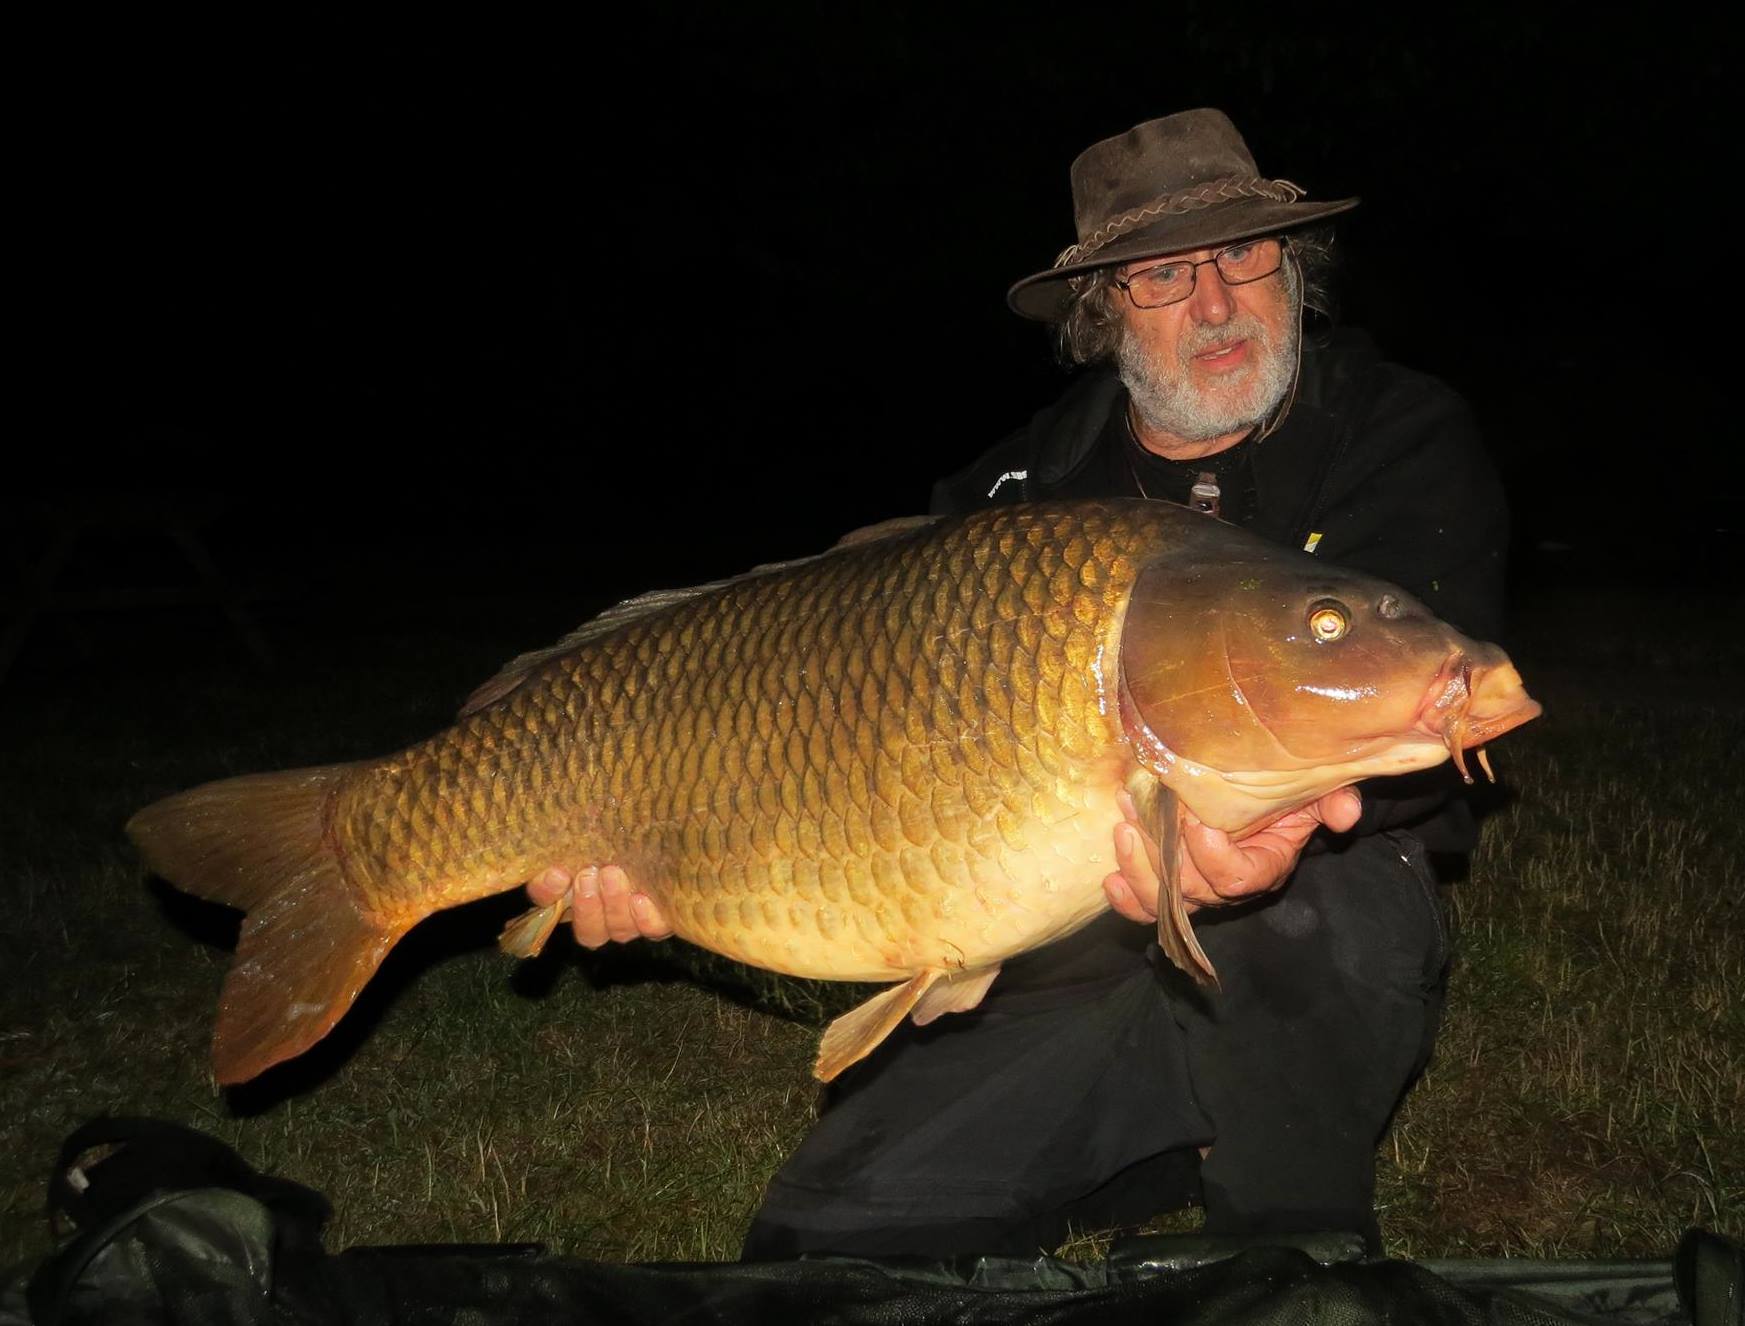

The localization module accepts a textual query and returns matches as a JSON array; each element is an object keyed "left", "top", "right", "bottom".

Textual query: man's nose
[{"left": 1187, "top": 264, "right": 1235, "bottom": 323}]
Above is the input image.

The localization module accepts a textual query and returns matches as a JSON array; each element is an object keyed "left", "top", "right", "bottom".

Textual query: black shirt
[{"left": 1103, "top": 407, "right": 1261, "bottom": 527}]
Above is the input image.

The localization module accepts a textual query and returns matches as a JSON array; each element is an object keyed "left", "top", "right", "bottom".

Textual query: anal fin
[
  {"left": 815, "top": 970, "right": 942, "bottom": 1082},
  {"left": 499, "top": 896, "right": 570, "bottom": 959},
  {"left": 911, "top": 965, "right": 1002, "bottom": 1026}
]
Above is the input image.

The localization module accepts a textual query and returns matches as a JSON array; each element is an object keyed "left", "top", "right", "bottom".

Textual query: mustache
[{"left": 1177, "top": 314, "right": 1271, "bottom": 362}]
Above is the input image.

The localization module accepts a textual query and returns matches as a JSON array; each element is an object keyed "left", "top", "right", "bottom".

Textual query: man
[{"left": 532, "top": 109, "right": 1507, "bottom": 1257}]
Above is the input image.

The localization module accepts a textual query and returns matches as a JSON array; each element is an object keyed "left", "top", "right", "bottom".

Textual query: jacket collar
[{"left": 1026, "top": 330, "right": 1375, "bottom": 548}]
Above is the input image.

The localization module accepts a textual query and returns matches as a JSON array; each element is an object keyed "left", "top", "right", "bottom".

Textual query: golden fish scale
[{"left": 333, "top": 505, "right": 1165, "bottom": 978}]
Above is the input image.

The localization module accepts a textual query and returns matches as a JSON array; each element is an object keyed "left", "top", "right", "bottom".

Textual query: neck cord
[{"left": 1124, "top": 403, "right": 1225, "bottom": 517}]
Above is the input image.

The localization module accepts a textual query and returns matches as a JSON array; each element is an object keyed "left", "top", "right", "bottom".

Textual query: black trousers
[{"left": 741, "top": 831, "right": 1450, "bottom": 1260}]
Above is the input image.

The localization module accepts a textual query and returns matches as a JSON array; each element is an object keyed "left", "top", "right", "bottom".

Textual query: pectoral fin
[
  {"left": 816, "top": 970, "right": 943, "bottom": 1081},
  {"left": 1134, "top": 780, "right": 1219, "bottom": 988},
  {"left": 498, "top": 897, "right": 570, "bottom": 959}
]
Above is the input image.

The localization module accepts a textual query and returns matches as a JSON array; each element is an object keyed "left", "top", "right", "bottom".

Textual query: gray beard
[{"left": 1117, "top": 271, "right": 1301, "bottom": 444}]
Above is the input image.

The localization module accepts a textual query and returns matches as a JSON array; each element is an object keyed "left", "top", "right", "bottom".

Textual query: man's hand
[
  {"left": 1102, "top": 787, "right": 1363, "bottom": 924},
  {"left": 526, "top": 866, "right": 675, "bottom": 949}
]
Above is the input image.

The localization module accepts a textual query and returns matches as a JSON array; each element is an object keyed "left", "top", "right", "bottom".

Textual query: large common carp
[{"left": 128, "top": 499, "right": 1539, "bottom": 1086}]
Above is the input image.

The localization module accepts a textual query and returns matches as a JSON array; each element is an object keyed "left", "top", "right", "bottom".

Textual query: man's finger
[
  {"left": 1102, "top": 871, "right": 1154, "bottom": 925},
  {"left": 528, "top": 866, "right": 570, "bottom": 908},
  {"left": 600, "top": 866, "right": 639, "bottom": 942},
  {"left": 631, "top": 895, "right": 676, "bottom": 941},
  {"left": 1114, "top": 789, "right": 1164, "bottom": 878},
  {"left": 1321, "top": 786, "right": 1363, "bottom": 833},
  {"left": 1181, "top": 820, "right": 1294, "bottom": 899},
  {"left": 570, "top": 867, "right": 609, "bottom": 948},
  {"left": 1113, "top": 823, "right": 1162, "bottom": 919}
]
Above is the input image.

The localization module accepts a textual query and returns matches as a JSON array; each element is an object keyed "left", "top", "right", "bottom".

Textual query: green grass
[
  {"left": 1372, "top": 584, "right": 1745, "bottom": 1257},
  {"left": 2, "top": 584, "right": 1740, "bottom": 1271}
]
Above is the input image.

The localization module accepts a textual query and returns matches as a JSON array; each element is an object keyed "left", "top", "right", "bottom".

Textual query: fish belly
[{"left": 657, "top": 760, "right": 1133, "bottom": 982}]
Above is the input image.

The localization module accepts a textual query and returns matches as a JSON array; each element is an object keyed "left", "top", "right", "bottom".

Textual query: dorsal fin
[
  {"left": 457, "top": 514, "right": 946, "bottom": 719},
  {"left": 828, "top": 514, "right": 943, "bottom": 549},
  {"left": 459, "top": 585, "right": 727, "bottom": 717}
]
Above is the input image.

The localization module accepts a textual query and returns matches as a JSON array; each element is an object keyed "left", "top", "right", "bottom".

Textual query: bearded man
[{"left": 534, "top": 109, "right": 1508, "bottom": 1258}]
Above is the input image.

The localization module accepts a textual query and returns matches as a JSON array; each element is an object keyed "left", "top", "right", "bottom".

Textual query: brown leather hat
[{"left": 1008, "top": 108, "right": 1358, "bottom": 322}]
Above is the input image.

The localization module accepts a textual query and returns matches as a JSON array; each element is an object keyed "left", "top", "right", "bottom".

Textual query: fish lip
[
  {"left": 1411, "top": 651, "right": 1542, "bottom": 764},
  {"left": 1410, "top": 653, "right": 1471, "bottom": 735}
]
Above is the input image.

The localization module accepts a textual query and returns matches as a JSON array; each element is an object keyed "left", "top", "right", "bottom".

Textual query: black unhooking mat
[{"left": 4, "top": 1118, "right": 1740, "bottom": 1325}]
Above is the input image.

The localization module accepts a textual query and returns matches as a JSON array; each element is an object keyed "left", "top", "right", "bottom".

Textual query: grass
[
  {"left": 2, "top": 580, "right": 1741, "bottom": 1272},
  {"left": 1372, "top": 582, "right": 1745, "bottom": 1257}
]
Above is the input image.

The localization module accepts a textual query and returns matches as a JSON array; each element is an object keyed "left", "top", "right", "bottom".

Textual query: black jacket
[{"left": 931, "top": 328, "right": 1510, "bottom": 856}]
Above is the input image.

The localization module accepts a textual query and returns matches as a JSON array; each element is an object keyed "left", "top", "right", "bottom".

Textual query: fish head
[{"left": 1118, "top": 551, "right": 1541, "bottom": 834}]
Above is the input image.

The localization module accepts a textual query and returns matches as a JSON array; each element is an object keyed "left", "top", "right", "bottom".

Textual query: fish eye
[{"left": 1306, "top": 599, "right": 1350, "bottom": 643}]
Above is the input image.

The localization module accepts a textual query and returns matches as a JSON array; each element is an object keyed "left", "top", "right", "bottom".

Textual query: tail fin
[{"left": 126, "top": 764, "right": 413, "bottom": 1085}]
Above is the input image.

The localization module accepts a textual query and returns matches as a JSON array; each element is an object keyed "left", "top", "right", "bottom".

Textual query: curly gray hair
[{"left": 1053, "top": 226, "right": 1339, "bottom": 367}]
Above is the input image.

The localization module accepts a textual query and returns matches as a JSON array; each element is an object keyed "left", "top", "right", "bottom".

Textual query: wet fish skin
[
  {"left": 335, "top": 500, "right": 1150, "bottom": 980},
  {"left": 125, "top": 498, "right": 1539, "bottom": 1085}
]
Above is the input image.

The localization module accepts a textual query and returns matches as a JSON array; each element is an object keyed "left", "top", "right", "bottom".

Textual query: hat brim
[{"left": 1007, "top": 196, "right": 1359, "bottom": 322}]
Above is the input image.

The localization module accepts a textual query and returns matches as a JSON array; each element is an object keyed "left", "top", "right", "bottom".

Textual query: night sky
[{"left": 13, "top": 8, "right": 1736, "bottom": 664}]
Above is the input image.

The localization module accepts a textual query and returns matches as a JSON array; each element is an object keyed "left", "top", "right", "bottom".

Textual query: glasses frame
[{"left": 1112, "top": 237, "right": 1287, "bottom": 310}]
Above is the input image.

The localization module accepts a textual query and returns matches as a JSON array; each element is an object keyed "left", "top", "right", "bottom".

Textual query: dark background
[{"left": 9, "top": 6, "right": 1737, "bottom": 676}]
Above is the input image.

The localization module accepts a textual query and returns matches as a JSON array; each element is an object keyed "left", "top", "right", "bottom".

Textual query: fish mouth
[{"left": 1413, "top": 652, "right": 1542, "bottom": 783}]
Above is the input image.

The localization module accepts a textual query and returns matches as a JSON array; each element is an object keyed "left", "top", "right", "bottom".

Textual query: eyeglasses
[{"left": 1112, "top": 237, "right": 1285, "bottom": 309}]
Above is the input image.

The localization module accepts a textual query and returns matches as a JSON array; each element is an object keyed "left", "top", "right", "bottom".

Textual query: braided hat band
[{"left": 1053, "top": 176, "right": 1307, "bottom": 269}]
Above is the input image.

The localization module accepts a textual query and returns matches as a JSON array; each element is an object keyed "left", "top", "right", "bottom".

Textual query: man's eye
[
  {"left": 1139, "top": 264, "right": 1189, "bottom": 286},
  {"left": 1221, "top": 243, "right": 1255, "bottom": 263}
]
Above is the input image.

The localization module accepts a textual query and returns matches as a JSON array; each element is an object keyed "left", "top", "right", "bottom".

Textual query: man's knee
[{"left": 1195, "top": 831, "right": 1449, "bottom": 1005}]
